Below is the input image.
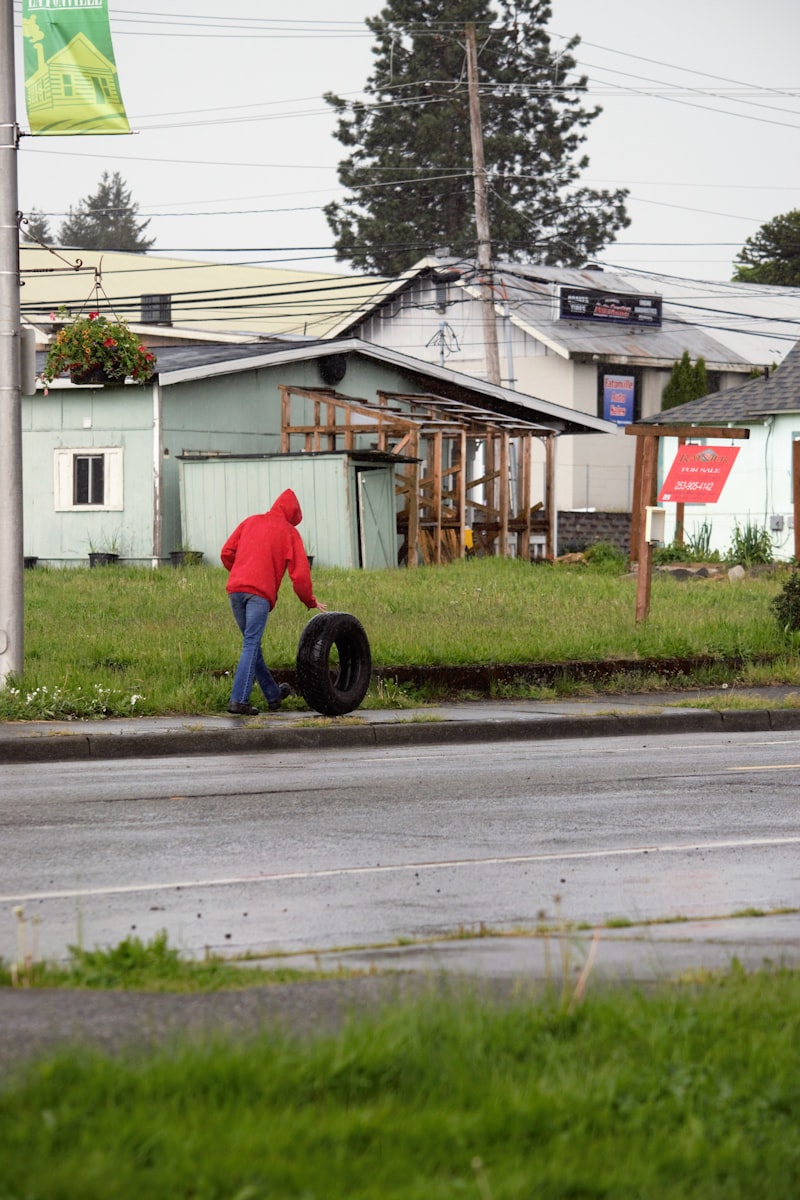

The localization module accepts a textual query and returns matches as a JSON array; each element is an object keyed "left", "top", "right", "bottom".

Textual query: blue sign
[{"left": 603, "top": 375, "right": 634, "bottom": 425}]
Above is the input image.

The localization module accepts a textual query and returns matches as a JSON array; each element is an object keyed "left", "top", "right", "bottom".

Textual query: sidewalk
[{"left": 2, "top": 684, "right": 800, "bottom": 763}]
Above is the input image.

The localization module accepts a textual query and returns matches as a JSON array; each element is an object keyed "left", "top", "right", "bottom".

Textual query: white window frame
[{"left": 54, "top": 447, "right": 124, "bottom": 512}]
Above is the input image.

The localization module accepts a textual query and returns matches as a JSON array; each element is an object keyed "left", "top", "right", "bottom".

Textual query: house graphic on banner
[{"left": 22, "top": 15, "right": 128, "bottom": 134}]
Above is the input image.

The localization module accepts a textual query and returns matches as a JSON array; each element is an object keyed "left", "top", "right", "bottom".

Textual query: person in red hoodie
[{"left": 221, "top": 489, "right": 326, "bottom": 715}]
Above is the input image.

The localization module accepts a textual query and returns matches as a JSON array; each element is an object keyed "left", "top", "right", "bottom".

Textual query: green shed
[{"left": 179, "top": 451, "right": 400, "bottom": 570}]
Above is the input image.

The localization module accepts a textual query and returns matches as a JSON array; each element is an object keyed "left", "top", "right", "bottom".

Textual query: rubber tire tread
[{"left": 295, "top": 611, "right": 372, "bottom": 716}]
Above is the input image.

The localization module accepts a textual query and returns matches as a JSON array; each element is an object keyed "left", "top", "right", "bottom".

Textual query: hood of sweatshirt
[{"left": 269, "top": 488, "right": 303, "bottom": 526}]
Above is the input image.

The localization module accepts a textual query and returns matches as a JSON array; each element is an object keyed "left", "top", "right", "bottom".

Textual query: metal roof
[
  {"left": 36, "top": 337, "right": 618, "bottom": 438},
  {"left": 155, "top": 337, "right": 618, "bottom": 437},
  {"left": 326, "top": 257, "right": 788, "bottom": 372}
]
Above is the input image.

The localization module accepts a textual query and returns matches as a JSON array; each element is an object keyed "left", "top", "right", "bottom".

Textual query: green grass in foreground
[
  {"left": 0, "top": 929, "right": 345, "bottom": 991},
  {"left": 3, "top": 558, "right": 800, "bottom": 718},
  {"left": 1, "top": 966, "right": 799, "bottom": 1198}
]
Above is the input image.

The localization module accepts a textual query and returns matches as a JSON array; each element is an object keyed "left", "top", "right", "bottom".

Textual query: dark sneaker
[
  {"left": 227, "top": 701, "right": 260, "bottom": 716},
  {"left": 268, "top": 683, "right": 292, "bottom": 712}
]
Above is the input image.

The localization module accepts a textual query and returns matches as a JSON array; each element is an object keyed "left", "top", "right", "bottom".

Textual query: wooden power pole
[{"left": 465, "top": 22, "right": 501, "bottom": 387}]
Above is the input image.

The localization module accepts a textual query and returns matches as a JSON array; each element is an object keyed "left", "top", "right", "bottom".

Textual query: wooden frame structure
[{"left": 279, "top": 384, "right": 557, "bottom": 566}]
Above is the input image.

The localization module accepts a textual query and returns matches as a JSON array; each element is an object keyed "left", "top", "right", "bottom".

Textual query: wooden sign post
[{"left": 625, "top": 424, "right": 750, "bottom": 623}]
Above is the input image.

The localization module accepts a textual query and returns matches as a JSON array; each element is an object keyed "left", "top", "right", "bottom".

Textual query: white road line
[
  {"left": 728, "top": 764, "right": 800, "bottom": 772},
  {"left": 3, "top": 836, "right": 800, "bottom": 905}
]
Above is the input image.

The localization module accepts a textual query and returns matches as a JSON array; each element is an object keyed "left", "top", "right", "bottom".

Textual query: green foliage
[
  {"left": 21, "top": 207, "right": 52, "bottom": 244},
  {"left": 57, "top": 171, "right": 155, "bottom": 252},
  {"left": 324, "top": 0, "right": 629, "bottom": 273},
  {"left": 582, "top": 540, "right": 627, "bottom": 572},
  {"left": 0, "top": 927, "right": 341, "bottom": 991},
  {"left": 2, "top": 969, "right": 800, "bottom": 1197},
  {"left": 661, "top": 350, "right": 710, "bottom": 410},
  {"left": 726, "top": 520, "right": 774, "bottom": 566},
  {"left": 771, "top": 569, "right": 800, "bottom": 632},
  {"left": 42, "top": 309, "right": 156, "bottom": 384},
  {"left": 653, "top": 520, "right": 720, "bottom": 564},
  {"left": 733, "top": 208, "right": 800, "bottom": 285}
]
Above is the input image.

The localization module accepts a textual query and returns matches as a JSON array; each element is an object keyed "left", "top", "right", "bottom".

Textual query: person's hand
[{"left": 315, "top": 601, "right": 328, "bottom": 611}]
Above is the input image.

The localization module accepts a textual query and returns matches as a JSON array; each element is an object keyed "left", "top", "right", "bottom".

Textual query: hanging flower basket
[
  {"left": 43, "top": 308, "right": 157, "bottom": 386},
  {"left": 70, "top": 364, "right": 117, "bottom": 386}
]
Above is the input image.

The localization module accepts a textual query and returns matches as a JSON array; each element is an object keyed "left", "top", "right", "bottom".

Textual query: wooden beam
[
  {"left": 626, "top": 424, "right": 750, "bottom": 440},
  {"left": 499, "top": 432, "right": 509, "bottom": 557},
  {"left": 544, "top": 434, "right": 555, "bottom": 561},
  {"left": 674, "top": 436, "right": 686, "bottom": 546},
  {"left": 794, "top": 439, "right": 800, "bottom": 564},
  {"left": 635, "top": 434, "right": 659, "bottom": 624},
  {"left": 629, "top": 433, "right": 645, "bottom": 564}
]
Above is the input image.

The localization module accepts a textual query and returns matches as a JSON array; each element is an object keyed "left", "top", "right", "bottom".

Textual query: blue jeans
[{"left": 229, "top": 592, "right": 281, "bottom": 705}]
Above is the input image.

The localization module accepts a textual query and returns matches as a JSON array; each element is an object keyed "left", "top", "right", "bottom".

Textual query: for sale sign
[{"left": 658, "top": 444, "right": 740, "bottom": 504}]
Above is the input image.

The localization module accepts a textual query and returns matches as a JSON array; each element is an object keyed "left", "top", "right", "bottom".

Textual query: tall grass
[
  {"left": 1, "top": 968, "right": 799, "bottom": 1198},
  {"left": 2, "top": 558, "right": 795, "bottom": 717}
]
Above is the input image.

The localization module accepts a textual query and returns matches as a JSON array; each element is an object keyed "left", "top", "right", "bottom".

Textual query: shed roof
[{"left": 154, "top": 337, "right": 617, "bottom": 438}]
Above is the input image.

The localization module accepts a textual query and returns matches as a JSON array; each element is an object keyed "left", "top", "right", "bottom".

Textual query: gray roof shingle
[{"left": 644, "top": 339, "right": 800, "bottom": 425}]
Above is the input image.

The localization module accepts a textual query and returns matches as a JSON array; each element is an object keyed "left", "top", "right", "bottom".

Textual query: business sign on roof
[
  {"left": 658, "top": 444, "right": 740, "bottom": 504},
  {"left": 558, "top": 287, "right": 662, "bottom": 327}
]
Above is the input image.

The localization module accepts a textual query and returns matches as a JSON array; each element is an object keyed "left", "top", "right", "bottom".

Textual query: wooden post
[
  {"left": 629, "top": 434, "right": 644, "bottom": 563},
  {"left": 499, "top": 431, "right": 509, "bottom": 556},
  {"left": 673, "top": 436, "right": 686, "bottom": 546},
  {"left": 544, "top": 434, "right": 555, "bottom": 560},
  {"left": 520, "top": 433, "right": 532, "bottom": 560},
  {"left": 635, "top": 435, "right": 658, "bottom": 623},
  {"left": 794, "top": 439, "right": 800, "bottom": 563},
  {"left": 458, "top": 429, "right": 467, "bottom": 558}
]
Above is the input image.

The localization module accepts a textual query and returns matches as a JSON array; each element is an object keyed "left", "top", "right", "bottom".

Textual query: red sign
[{"left": 658, "top": 444, "right": 740, "bottom": 504}]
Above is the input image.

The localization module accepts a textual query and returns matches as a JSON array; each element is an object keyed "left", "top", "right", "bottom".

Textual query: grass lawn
[
  {"left": 1, "top": 967, "right": 799, "bottom": 1198},
  {"left": 2, "top": 557, "right": 799, "bottom": 718}
]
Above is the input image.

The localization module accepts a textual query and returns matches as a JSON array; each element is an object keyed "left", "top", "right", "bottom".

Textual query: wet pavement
[{"left": 1, "top": 685, "right": 799, "bottom": 1057}]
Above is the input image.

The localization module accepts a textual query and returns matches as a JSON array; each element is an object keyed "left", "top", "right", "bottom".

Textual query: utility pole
[
  {"left": 0, "top": 0, "right": 24, "bottom": 684},
  {"left": 465, "top": 22, "right": 501, "bottom": 387}
]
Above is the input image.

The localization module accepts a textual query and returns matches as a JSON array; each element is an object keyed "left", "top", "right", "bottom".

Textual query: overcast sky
[{"left": 13, "top": 1, "right": 800, "bottom": 284}]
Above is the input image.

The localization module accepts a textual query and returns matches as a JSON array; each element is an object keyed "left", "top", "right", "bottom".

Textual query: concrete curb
[{"left": 2, "top": 706, "right": 799, "bottom": 764}]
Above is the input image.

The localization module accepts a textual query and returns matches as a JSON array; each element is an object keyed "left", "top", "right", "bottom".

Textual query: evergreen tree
[
  {"left": 733, "top": 209, "right": 800, "bottom": 286},
  {"left": 324, "top": 0, "right": 629, "bottom": 274},
  {"left": 21, "top": 208, "right": 52, "bottom": 244},
  {"left": 661, "top": 352, "right": 709, "bottom": 410},
  {"left": 58, "top": 172, "right": 155, "bottom": 252}
]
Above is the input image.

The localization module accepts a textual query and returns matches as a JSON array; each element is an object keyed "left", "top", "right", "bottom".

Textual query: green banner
[{"left": 22, "top": 0, "right": 130, "bottom": 135}]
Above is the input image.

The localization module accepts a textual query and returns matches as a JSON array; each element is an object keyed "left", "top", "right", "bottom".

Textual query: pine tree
[
  {"left": 324, "top": 0, "right": 629, "bottom": 274},
  {"left": 732, "top": 209, "right": 800, "bottom": 286},
  {"left": 21, "top": 208, "right": 52, "bottom": 244},
  {"left": 661, "top": 352, "right": 709, "bottom": 410},
  {"left": 58, "top": 172, "right": 155, "bottom": 252}
]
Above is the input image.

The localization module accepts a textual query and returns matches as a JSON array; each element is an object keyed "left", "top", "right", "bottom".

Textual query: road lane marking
[
  {"left": 728, "top": 763, "right": 800, "bottom": 772},
  {"left": 3, "top": 835, "right": 800, "bottom": 905}
]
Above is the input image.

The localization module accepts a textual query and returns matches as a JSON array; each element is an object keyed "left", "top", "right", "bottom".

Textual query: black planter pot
[
  {"left": 70, "top": 365, "right": 118, "bottom": 385},
  {"left": 89, "top": 552, "right": 119, "bottom": 567},
  {"left": 23, "top": 556, "right": 38, "bottom": 569}
]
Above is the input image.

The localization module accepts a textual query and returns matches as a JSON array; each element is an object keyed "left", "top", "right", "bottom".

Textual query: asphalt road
[{"left": 2, "top": 727, "right": 799, "bottom": 970}]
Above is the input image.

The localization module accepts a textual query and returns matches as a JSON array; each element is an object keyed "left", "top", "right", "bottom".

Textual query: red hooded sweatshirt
[{"left": 220, "top": 489, "right": 317, "bottom": 610}]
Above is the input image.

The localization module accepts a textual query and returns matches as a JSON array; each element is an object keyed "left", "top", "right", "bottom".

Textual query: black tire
[{"left": 295, "top": 611, "right": 372, "bottom": 716}]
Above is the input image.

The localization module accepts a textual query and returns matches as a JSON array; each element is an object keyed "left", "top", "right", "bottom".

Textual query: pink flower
[{"left": 89, "top": 311, "right": 99, "bottom": 320}]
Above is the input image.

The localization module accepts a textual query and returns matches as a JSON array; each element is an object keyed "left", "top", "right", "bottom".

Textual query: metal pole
[{"left": 0, "top": 0, "right": 24, "bottom": 684}]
